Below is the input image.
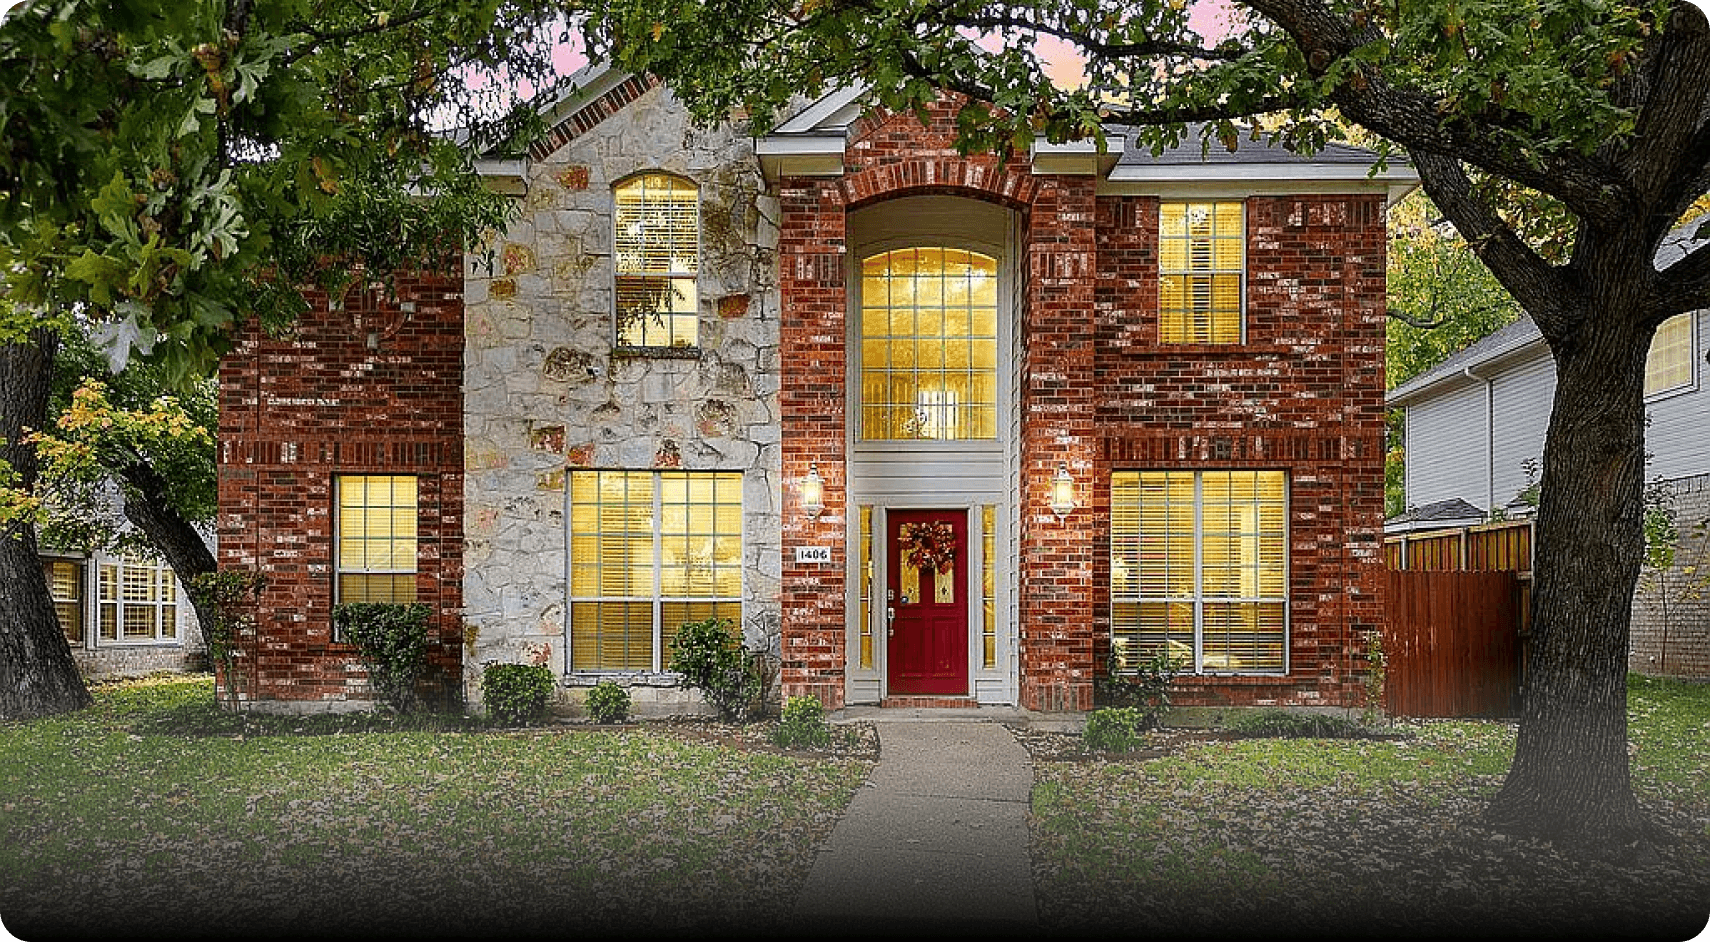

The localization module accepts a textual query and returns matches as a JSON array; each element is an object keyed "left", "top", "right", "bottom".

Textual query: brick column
[
  {"left": 1019, "top": 176, "right": 1100, "bottom": 712},
  {"left": 777, "top": 177, "right": 849, "bottom": 708}
]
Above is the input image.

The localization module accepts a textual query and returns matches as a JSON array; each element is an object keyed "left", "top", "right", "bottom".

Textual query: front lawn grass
[
  {"left": 1031, "top": 674, "right": 1710, "bottom": 939},
  {"left": 0, "top": 675, "right": 871, "bottom": 938}
]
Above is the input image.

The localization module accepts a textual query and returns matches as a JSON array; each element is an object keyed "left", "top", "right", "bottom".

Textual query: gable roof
[{"left": 1386, "top": 219, "right": 1710, "bottom": 408}]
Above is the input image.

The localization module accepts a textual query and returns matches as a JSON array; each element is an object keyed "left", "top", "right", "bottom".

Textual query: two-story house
[{"left": 216, "top": 69, "right": 1416, "bottom": 714}]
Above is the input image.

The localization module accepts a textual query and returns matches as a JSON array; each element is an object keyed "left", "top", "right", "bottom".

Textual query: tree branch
[{"left": 1410, "top": 149, "right": 1579, "bottom": 338}]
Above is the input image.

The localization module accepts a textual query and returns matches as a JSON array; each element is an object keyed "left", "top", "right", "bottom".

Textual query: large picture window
[
  {"left": 1111, "top": 470, "right": 1287, "bottom": 674},
  {"left": 97, "top": 557, "right": 179, "bottom": 643},
  {"left": 859, "top": 247, "right": 998, "bottom": 440},
  {"left": 335, "top": 475, "right": 418, "bottom": 604},
  {"left": 569, "top": 470, "right": 743, "bottom": 672},
  {"left": 1645, "top": 312, "right": 1697, "bottom": 398},
  {"left": 1159, "top": 201, "right": 1245, "bottom": 344},
  {"left": 614, "top": 173, "right": 700, "bottom": 349}
]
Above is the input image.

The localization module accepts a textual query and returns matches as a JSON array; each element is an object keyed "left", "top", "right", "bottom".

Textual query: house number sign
[{"left": 795, "top": 546, "right": 832, "bottom": 564}]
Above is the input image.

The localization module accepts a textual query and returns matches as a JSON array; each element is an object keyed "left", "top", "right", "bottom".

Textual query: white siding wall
[
  {"left": 1489, "top": 350, "right": 1555, "bottom": 508},
  {"left": 1405, "top": 377, "right": 1491, "bottom": 510},
  {"left": 1646, "top": 309, "right": 1710, "bottom": 483},
  {"left": 1405, "top": 309, "right": 1710, "bottom": 516}
]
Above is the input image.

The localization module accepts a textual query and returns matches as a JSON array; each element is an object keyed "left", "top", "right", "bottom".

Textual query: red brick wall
[
  {"left": 778, "top": 177, "right": 850, "bottom": 708},
  {"left": 217, "top": 269, "right": 465, "bottom": 708},
  {"left": 1090, "top": 194, "right": 1390, "bottom": 707}
]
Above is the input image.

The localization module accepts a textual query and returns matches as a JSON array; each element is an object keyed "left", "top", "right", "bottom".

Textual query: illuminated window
[
  {"left": 614, "top": 173, "right": 699, "bottom": 348},
  {"left": 1645, "top": 312, "right": 1697, "bottom": 398},
  {"left": 43, "top": 558, "right": 85, "bottom": 646},
  {"left": 859, "top": 247, "right": 998, "bottom": 440},
  {"left": 97, "top": 557, "right": 180, "bottom": 643},
  {"left": 335, "top": 476, "right": 418, "bottom": 604},
  {"left": 857, "top": 506, "right": 874, "bottom": 669},
  {"left": 570, "top": 471, "right": 743, "bottom": 672},
  {"left": 1159, "top": 201, "right": 1245, "bottom": 344},
  {"left": 1111, "top": 470, "right": 1287, "bottom": 674},
  {"left": 981, "top": 504, "right": 997, "bottom": 670}
]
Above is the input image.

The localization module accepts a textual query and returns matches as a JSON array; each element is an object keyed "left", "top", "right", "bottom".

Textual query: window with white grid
[
  {"left": 614, "top": 173, "right": 700, "bottom": 349},
  {"left": 1111, "top": 470, "right": 1287, "bottom": 674},
  {"left": 1159, "top": 201, "right": 1245, "bottom": 344},
  {"left": 569, "top": 470, "right": 743, "bottom": 672}
]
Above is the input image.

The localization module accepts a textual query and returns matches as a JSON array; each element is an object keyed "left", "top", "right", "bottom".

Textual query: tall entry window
[
  {"left": 1110, "top": 470, "right": 1287, "bottom": 674},
  {"left": 859, "top": 247, "right": 998, "bottom": 440},
  {"left": 569, "top": 470, "right": 743, "bottom": 672}
]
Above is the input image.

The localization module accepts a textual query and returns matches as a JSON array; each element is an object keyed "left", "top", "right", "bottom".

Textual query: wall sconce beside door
[
  {"left": 1049, "top": 462, "right": 1077, "bottom": 521},
  {"left": 801, "top": 463, "right": 825, "bottom": 519}
]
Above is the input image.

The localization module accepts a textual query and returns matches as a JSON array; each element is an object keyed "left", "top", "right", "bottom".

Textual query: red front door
[{"left": 887, "top": 510, "right": 969, "bottom": 695}]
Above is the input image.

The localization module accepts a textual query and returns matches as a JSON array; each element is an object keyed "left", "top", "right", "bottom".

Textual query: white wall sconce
[
  {"left": 1049, "top": 462, "right": 1077, "bottom": 521},
  {"left": 801, "top": 463, "right": 825, "bottom": 519}
]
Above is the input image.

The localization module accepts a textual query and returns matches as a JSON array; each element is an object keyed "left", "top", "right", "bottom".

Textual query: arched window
[
  {"left": 614, "top": 173, "right": 699, "bottom": 348},
  {"left": 859, "top": 247, "right": 999, "bottom": 440}
]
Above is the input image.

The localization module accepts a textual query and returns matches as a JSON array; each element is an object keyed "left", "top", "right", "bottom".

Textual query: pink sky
[{"left": 545, "top": 0, "right": 1235, "bottom": 90}]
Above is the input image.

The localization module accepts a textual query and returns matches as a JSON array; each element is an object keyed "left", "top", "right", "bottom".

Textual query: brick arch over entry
[{"left": 777, "top": 100, "right": 1102, "bottom": 713}]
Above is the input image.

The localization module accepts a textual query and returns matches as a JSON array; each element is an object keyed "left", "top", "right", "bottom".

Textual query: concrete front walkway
[{"left": 789, "top": 720, "right": 1039, "bottom": 931}]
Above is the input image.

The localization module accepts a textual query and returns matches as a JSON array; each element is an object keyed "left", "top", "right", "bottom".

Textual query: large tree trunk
[
  {"left": 115, "top": 460, "right": 220, "bottom": 655},
  {"left": 1482, "top": 274, "right": 1658, "bottom": 847},
  {"left": 0, "top": 333, "right": 94, "bottom": 720}
]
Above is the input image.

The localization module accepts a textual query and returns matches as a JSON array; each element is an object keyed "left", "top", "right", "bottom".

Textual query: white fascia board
[
  {"left": 474, "top": 158, "right": 529, "bottom": 196},
  {"left": 1030, "top": 135, "right": 1125, "bottom": 176},
  {"left": 1384, "top": 334, "right": 1548, "bottom": 408},
  {"left": 773, "top": 82, "right": 869, "bottom": 134},
  {"left": 535, "top": 63, "right": 626, "bottom": 128},
  {"left": 1107, "top": 161, "right": 1418, "bottom": 184},
  {"left": 757, "top": 134, "right": 848, "bottom": 180}
]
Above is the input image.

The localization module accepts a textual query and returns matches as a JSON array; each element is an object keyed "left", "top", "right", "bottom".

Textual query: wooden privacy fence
[
  {"left": 1383, "top": 520, "right": 1532, "bottom": 717},
  {"left": 1384, "top": 569, "right": 1522, "bottom": 717}
]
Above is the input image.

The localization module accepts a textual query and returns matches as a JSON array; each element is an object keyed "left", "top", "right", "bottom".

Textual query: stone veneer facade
[
  {"left": 460, "top": 77, "right": 782, "bottom": 712},
  {"left": 216, "top": 76, "right": 1394, "bottom": 714}
]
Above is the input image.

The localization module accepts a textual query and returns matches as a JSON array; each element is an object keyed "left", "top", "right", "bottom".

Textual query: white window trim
[
  {"left": 1112, "top": 470, "right": 1290, "bottom": 676},
  {"left": 1158, "top": 199, "right": 1248, "bottom": 345},
  {"left": 1644, "top": 311, "right": 1700, "bottom": 402},
  {"left": 96, "top": 556, "right": 184, "bottom": 646},
  {"left": 565, "top": 470, "right": 745, "bottom": 675},
  {"left": 331, "top": 474, "right": 419, "bottom": 611},
  {"left": 611, "top": 171, "right": 702, "bottom": 351}
]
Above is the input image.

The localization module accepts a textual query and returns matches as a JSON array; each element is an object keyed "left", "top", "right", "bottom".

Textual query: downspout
[{"left": 1463, "top": 366, "right": 1496, "bottom": 518}]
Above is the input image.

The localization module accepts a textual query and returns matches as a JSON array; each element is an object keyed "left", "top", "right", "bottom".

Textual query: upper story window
[
  {"left": 1645, "top": 312, "right": 1697, "bottom": 399},
  {"left": 858, "top": 247, "right": 998, "bottom": 441},
  {"left": 335, "top": 475, "right": 418, "bottom": 605},
  {"left": 614, "top": 173, "right": 700, "bottom": 349},
  {"left": 1159, "top": 201, "right": 1245, "bottom": 344}
]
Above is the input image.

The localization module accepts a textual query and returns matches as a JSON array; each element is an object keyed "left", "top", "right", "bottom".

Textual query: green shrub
[
  {"left": 1095, "top": 647, "right": 1186, "bottom": 728},
  {"left": 584, "top": 680, "right": 631, "bottom": 724},
  {"left": 1083, "top": 707, "right": 1149, "bottom": 753},
  {"left": 482, "top": 663, "right": 556, "bottom": 725},
  {"left": 668, "top": 616, "right": 771, "bottom": 722},
  {"left": 773, "top": 695, "right": 831, "bottom": 748},
  {"left": 1228, "top": 708, "right": 1368, "bottom": 739},
  {"left": 333, "top": 602, "right": 432, "bottom": 713}
]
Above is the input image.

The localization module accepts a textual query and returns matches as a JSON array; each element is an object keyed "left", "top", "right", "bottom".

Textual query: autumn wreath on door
[{"left": 899, "top": 520, "right": 958, "bottom": 573}]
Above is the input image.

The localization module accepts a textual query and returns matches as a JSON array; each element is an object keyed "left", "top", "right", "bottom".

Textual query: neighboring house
[
  {"left": 1387, "top": 225, "right": 1710, "bottom": 677},
  {"left": 39, "top": 548, "right": 205, "bottom": 680},
  {"left": 217, "top": 69, "right": 1417, "bottom": 714}
]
